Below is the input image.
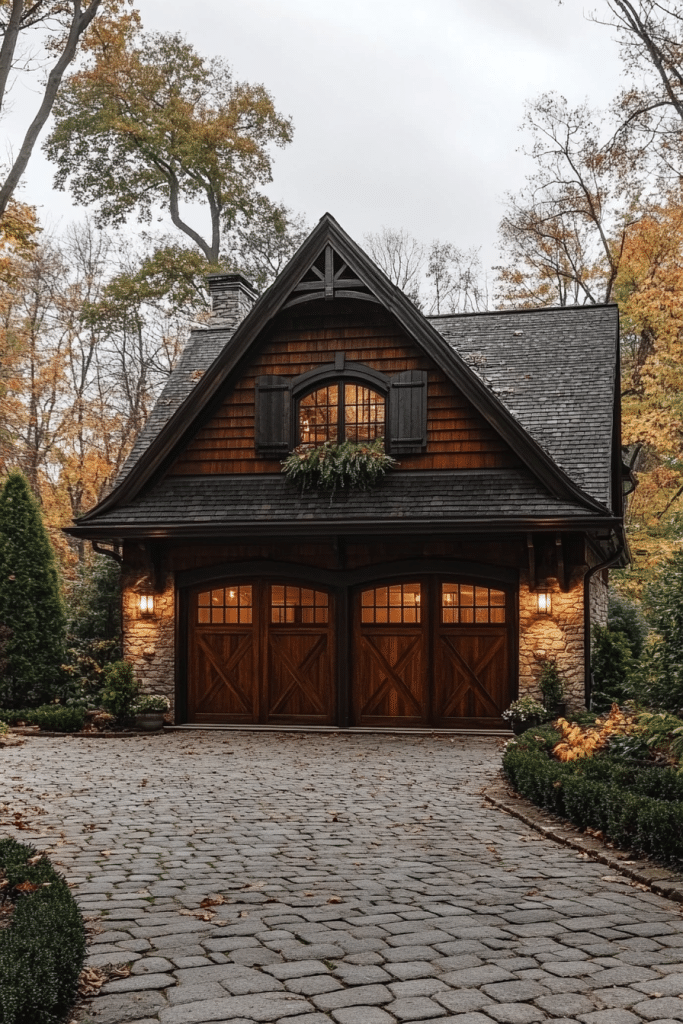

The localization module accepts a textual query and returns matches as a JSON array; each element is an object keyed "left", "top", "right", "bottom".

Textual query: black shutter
[
  {"left": 388, "top": 370, "right": 428, "bottom": 454},
  {"left": 255, "top": 376, "right": 291, "bottom": 455}
]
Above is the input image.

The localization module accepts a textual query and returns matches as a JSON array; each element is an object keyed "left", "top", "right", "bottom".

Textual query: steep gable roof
[
  {"left": 76, "top": 214, "right": 617, "bottom": 528},
  {"left": 431, "top": 305, "right": 619, "bottom": 509}
]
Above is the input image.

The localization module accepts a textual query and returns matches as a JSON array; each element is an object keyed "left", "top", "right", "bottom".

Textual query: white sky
[{"left": 4, "top": 0, "right": 624, "bottom": 271}]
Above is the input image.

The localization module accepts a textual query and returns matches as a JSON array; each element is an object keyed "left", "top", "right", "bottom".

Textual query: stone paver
[{"left": 4, "top": 731, "right": 683, "bottom": 1024}]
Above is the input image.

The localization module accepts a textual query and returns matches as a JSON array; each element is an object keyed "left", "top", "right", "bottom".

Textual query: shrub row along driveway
[{"left": 4, "top": 731, "right": 683, "bottom": 1024}]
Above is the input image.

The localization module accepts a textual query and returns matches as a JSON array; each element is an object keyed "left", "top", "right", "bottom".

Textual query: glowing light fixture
[
  {"left": 139, "top": 593, "right": 154, "bottom": 617},
  {"left": 537, "top": 591, "right": 551, "bottom": 615}
]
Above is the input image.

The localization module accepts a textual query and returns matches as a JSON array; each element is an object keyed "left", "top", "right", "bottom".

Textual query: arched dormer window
[
  {"left": 255, "top": 359, "right": 427, "bottom": 457},
  {"left": 299, "top": 383, "right": 385, "bottom": 445}
]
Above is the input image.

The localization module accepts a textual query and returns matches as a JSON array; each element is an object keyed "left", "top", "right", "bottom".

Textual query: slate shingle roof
[
  {"left": 429, "top": 305, "right": 617, "bottom": 509},
  {"left": 82, "top": 469, "right": 604, "bottom": 533},
  {"left": 116, "top": 325, "right": 234, "bottom": 484}
]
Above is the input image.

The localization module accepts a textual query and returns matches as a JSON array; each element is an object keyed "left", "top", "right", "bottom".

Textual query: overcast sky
[{"left": 5, "top": 0, "right": 625, "bottom": 271}]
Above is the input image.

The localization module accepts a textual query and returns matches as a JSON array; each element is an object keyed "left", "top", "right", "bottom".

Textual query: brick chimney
[{"left": 206, "top": 272, "right": 257, "bottom": 330}]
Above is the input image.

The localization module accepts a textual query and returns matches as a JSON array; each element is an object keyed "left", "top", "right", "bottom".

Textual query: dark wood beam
[{"left": 527, "top": 533, "right": 536, "bottom": 592}]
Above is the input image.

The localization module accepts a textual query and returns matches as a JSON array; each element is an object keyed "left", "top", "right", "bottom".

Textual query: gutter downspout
[{"left": 583, "top": 541, "right": 626, "bottom": 707}]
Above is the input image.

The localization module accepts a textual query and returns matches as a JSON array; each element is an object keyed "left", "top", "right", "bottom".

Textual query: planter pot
[
  {"left": 134, "top": 712, "right": 165, "bottom": 732},
  {"left": 512, "top": 715, "right": 542, "bottom": 735},
  {"left": 551, "top": 702, "right": 567, "bottom": 719}
]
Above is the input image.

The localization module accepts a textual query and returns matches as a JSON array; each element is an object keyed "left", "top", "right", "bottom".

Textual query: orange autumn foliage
[{"left": 552, "top": 705, "right": 637, "bottom": 762}]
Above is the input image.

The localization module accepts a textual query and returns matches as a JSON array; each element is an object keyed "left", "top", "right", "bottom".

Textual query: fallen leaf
[
  {"left": 327, "top": 896, "right": 342, "bottom": 904},
  {"left": 200, "top": 894, "right": 226, "bottom": 908},
  {"left": 14, "top": 881, "right": 39, "bottom": 892},
  {"left": 179, "top": 908, "right": 215, "bottom": 921}
]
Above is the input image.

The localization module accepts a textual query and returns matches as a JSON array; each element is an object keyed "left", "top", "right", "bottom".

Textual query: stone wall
[
  {"left": 518, "top": 569, "right": 585, "bottom": 711},
  {"left": 590, "top": 570, "right": 609, "bottom": 628},
  {"left": 122, "top": 569, "right": 176, "bottom": 717}
]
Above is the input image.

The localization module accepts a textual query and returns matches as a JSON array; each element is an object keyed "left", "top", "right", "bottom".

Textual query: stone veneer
[
  {"left": 518, "top": 569, "right": 586, "bottom": 711},
  {"left": 122, "top": 568, "right": 605, "bottom": 722},
  {"left": 122, "top": 569, "right": 176, "bottom": 716}
]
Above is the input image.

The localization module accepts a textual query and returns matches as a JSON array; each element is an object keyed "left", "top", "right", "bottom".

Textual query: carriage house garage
[{"left": 67, "top": 215, "right": 628, "bottom": 729}]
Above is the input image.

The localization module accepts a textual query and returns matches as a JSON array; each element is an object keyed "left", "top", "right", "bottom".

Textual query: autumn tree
[
  {"left": 495, "top": 93, "right": 638, "bottom": 308},
  {"left": 45, "top": 22, "right": 294, "bottom": 266},
  {"left": 0, "top": 0, "right": 125, "bottom": 219},
  {"left": 593, "top": 2, "right": 683, "bottom": 176}
]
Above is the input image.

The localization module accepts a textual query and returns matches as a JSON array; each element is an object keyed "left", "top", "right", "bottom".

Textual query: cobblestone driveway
[{"left": 4, "top": 731, "right": 683, "bottom": 1024}]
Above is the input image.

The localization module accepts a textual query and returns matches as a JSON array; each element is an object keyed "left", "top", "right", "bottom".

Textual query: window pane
[
  {"left": 299, "top": 386, "right": 339, "bottom": 444},
  {"left": 344, "top": 384, "right": 385, "bottom": 442},
  {"left": 359, "top": 583, "right": 421, "bottom": 624},
  {"left": 440, "top": 583, "right": 505, "bottom": 625},
  {"left": 270, "top": 585, "right": 329, "bottom": 625},
  {"left": 197, "top": 585, "right": 253, "bottom": 625}
]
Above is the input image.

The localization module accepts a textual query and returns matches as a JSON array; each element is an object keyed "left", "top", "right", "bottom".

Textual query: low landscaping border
[
  {"left": 502, "top": 727, "right": 683, "bottom": 868},
  {"left": 0, "top": 837, "right": 86, "bottom": 1024}
]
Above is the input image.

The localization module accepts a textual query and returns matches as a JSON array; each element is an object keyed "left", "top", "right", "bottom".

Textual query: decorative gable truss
[{"left": 284, "top": 244, "right": 380, "bottom": 308}]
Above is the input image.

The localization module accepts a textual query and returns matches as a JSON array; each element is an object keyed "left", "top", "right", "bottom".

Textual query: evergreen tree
[{"left": 0, "top": 471, "right": 66, "bottom": 707}]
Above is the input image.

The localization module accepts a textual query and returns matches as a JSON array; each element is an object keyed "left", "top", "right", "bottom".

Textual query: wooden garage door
[
  {"left": 189, "top": 585, "right": 257, "bottom": 722},
  {"left": 353, "top": 583, "right": 427, "bottom": 726},
  {"left": 352, "top": 579, "right": 513, "bottom": 728},
  {"left": 433, "top": 583, "right": 511, "bottom": 728},
  {"left": 188, "top": 581, "right": 334, "bottom": 724},
  {"left": 267, "top": 585, "right": 335, "bottom": 725}
]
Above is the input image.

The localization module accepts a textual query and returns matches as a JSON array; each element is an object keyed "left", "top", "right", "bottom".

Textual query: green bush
[
  {"left": 0, "top": 472, "right": 66, "bottom": 708},
  {"left": 0, "top": 837, "right": 86, "bottom": 1024},
  {"left": 99, "top": 660, "right": 139, "bottom": 720},
  {"left": 591, "top": 625, "right": 633, "bottom": 711},
  {"left": 0, "top": 706, "right": 85, "bottom": 732},
  {"left": 29, "top": 705, "right": 85, "bottom": 733},
  {"left": 637, "top": 548, "right": 683, "bottom": 713},
  {"left": 62, "top": 554, "right": 122, "bottom": 704},
  {"left": 538, "top": 660, "right": 565, "bottom": 709},
  {"left": 608, "top": 592, "right": 648, "bottom": 658},
  {"left": 502, "top": 739, "right": 683, "bottom": 865}
]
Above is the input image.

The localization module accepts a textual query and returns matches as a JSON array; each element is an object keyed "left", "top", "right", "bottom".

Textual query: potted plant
[
  {"left": 502, "top": 696, "right": 548, "bottom": 735},
  {"left": 539, "top": 660, "right": 567, "bottom": 718},
  {"left": 132, "top": 694, "right": 170, "bottom": 732}
]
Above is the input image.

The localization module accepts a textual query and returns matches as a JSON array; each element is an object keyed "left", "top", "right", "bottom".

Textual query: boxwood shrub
[
  {"left": 503, "top": 734, "right": 683, "bottom": 865},
  {"left": 0, "top": 838, "right": 86, "bottom": 1024},
  {"left": 0, "top": 706, "right": 85, "bottom": 732}
]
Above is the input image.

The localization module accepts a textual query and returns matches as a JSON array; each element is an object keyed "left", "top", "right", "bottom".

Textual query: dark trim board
[{"left": 175, "top": 557, "right": 520, "bottom": 592}]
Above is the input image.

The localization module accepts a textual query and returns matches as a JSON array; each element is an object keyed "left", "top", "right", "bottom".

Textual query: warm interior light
[
  {"left": 139, "top": 594, "right": 154, "bottom": 616},
  {"left": 537, "top": 592, "right": 551, "bottom": 614}
]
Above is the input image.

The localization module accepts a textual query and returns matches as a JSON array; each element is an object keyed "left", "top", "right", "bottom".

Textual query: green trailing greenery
[
  {"left": 503, "top": 729, "right": 683, "bottom": 865},
  {"left": 99, "top": 660, "right": 140, "bottom": 721},
  {"left": 0, "top": 837, "right": 86, "bottom": 1024},
  {"left": 281, "top": 439, "right": 397, "bottom": 493},
  {"left": 0, "top": 472, "right": 66, "bottom": 708}
]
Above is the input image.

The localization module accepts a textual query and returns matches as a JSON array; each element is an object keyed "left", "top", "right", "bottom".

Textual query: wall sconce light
[
  {"left": 537, "top": 591, "right": 551, "bottom": 615},
  {"left": 139, "top": 593, "right": 155, "bottom": 618}
]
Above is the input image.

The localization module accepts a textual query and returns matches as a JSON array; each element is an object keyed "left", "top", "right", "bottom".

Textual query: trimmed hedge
[
  {"left": 503, "top": 732, "right": 683, "bottom": 865},
  {"left": 0, "top": 837, "right": 86, "bottom": 1024},
  {"left": 0, "top": 706, "right": 85, "bottom": 732}
]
